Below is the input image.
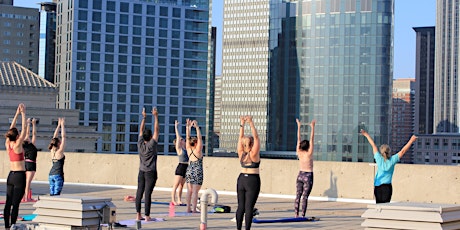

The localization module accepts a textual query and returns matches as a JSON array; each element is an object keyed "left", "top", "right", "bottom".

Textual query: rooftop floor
[{"left": 0, "top": 182, "right": 367, "bottom": 229}]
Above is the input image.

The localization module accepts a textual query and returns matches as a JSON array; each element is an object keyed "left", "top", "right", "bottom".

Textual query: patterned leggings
[{"left": 294, "top": 171, "right": 313, "bottom": 217}]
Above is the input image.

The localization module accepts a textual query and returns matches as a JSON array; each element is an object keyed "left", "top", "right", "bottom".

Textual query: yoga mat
[
  {"left": 152, "top": 201, "right": 186, "bottom": 206},
  {"left": 253, "top": 217, "right": 319, "bottom": 223},
  {"left": 118, "top": 218, "right": 165, "bottom": 226},
  {"left": 21, "top": 214, "right": 37, "bottom": 221}
]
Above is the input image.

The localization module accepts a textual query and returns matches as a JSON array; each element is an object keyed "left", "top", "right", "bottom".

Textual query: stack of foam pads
[
  {"left": 33, "top": 195, "right": 116, "bottom": 230},
  {"left": 361, "top": 202, "right": 460, "bottom": 230}
]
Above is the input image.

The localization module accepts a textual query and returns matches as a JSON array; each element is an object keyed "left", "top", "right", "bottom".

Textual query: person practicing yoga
[
  {"left": 23, "top": 118, "right": 38, "bottom": 202},
  {"left": 48, "top": 117, "right": 66, "bottom": 196},
  {"left": 236, "top": 115, "right": 261, "bottom": 230},
  {"left": 294, "top": 119, "right": 316, "bottom": 218},
  {"left": 185, "top": 119, "right": 203, "bottom": 213},
  {"left": 171, "top": 120, "right": 188, "bottom": 205},
  {"left": 135, "top": 107, "right": 159, "bottom": 221},
  {"left": 361, "top": 129, "right": 417, "bottom": 203},
  {"left": 4, "top": 103, "right": 27, "bottom": 229}
]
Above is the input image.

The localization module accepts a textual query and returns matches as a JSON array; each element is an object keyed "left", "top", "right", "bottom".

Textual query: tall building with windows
[
  {"left": 38, "top": 2, "right": 57, "bottom": 83},
  {"left": 414, "top": 26, "right": 435, "bottom": 135},
  {"left": 0, "top": 2, "right": 39, "bottom": 73},
  {"left": 55, "top": 0, "right": 211, "bottom": 154},
  {"left": 434, "top": 1, "right": 460, "bottom": 133},
  {"left": 392, "top": 78, "right": 415, "bottom": 164},
  {"left": 221, "top": 0, "right": 393, "bottom": 162}
]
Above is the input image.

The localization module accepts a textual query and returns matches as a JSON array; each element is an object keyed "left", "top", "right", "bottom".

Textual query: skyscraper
[
  {"left": 55, "top": 0, "right": 211, "bottom": 154},
  {"left": 221, "top": 0, "right": 394, "bottom": 162},
  {"left": 413, "top": 26, "right": 435, "bottom": 135},
  {"left": 392, "top": 78, "right": 415, "bottom": 164},
  {"left": 0, "top": 2, "right": 39, "bottom": 73},
  {"left": 38, "top": 2, "right": 57, "bottom": 83},
  {"left": 434, "top": 0, "right": 460, "bottom": 133}
]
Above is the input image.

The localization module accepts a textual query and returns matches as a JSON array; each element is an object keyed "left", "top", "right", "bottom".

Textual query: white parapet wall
[{"left": 0, "top": 151, "right": 459, "bottom": 204}]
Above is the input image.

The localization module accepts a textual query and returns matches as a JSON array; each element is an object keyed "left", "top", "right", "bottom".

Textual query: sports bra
[
  {"left": 240, "top": 152, "right": 260, "bottom": 168},
  {"left": 8, "top": 145, "right": 25, "bottom": 162}
]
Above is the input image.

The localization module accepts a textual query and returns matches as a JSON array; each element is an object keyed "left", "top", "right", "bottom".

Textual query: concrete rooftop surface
[{"left": 0, "top": 182, "right": 368, "bottom": 230}]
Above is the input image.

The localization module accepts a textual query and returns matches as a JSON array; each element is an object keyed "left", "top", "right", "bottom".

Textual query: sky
[{"left": 14, "top": 0, "right": 435, "bottom": 79}]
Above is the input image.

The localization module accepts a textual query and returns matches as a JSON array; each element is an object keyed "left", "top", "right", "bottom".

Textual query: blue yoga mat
[
  {"left": 253, "top": 217, "right": 318, "bottom": 223},
  {"left": 151, "top": 201, "right": 186, "bottom": 206}
]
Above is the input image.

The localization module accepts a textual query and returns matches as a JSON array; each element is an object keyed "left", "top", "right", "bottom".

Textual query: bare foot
[
  {"left": 145, "top": 216, "right": 152, "bottom": 221},
  {"left": 172, "top": 201, "right": 179, "bottom": 205},
  {"left": 177, "top": 200, "right": 183, "bottom": 205},
  {"left": 136, "top": 213, "right": 143, "bottom": 221}
]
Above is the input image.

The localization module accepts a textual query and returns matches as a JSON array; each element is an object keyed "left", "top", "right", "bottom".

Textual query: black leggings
[
  {"left": 374, "top": 183, "right": 392, "bottom": 203},
  {"left": 236, "top": 173, "right": 260, "bottom": 230},
  {"left": 4, "top": 171, "right": 26, "bottom": 228},
  {"left": 135, "top": 170, "right": 157, "bottom": 216}
]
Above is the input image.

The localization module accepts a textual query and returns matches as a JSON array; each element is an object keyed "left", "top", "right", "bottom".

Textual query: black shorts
[
  {"left": 25, "top": 161, "right": 37, "bottom": 172},
  {"left": 175, "top": 163, "right": 188, "bottom": 177}
]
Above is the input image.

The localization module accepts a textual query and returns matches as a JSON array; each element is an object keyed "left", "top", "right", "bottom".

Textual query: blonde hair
[
  {"left": 379, "top": 144, "right": 391, "bottom": 160},
  {"left": 242, "top": 136, "right": 254, "bottom": 151}
]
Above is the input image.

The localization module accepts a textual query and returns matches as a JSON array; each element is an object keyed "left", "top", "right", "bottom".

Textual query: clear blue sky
[{"left": 15, "top": 0, "right": 435, "bottom": 78}]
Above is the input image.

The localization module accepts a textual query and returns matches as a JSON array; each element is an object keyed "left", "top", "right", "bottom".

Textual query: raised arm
[
  {"left": 57, "top": 118, "right": 66, "bottom": 152},
  {"left": 139, "top": 107, "right": 146, "bottom": 137},
  {"left": 53, "top": 118, "right": 61, "bottom": 139},
  {"left": 308, "top": 119, "right": 316, "bottom": 154},
  {"left": 31, "top": 118, "right": 37, "bottom": 145},
  {"left": 9, "top": 106, "right": 20, "bottom": 129},
  {"left": 25, "top": 118, "right": 31, "bottom": 142},
  {"left": 247, "top": 116, "right": 260, "bottom": 154},
  {"left": 296, "top": 119, "right": 301, "bottom": 153},
  {"left": 17, "top": 104, "right": 27, "bottom": 143},
  {"left": 397, "top": 135, "right": 418, "bottom": 159},
  {"left": 193, "top": 120, "right": 203, "bottom": 153},
  {"left": 237, "top": 116, "right": 245, "bottom": 154},
  {"left": 185, "top": 118, "right": 192, "bottom": 149},
  {"left": 152, "top": 107, "right": 159, "bottom": 142},
  {"left": 360, "top": 129, "right": 378, "bottom": 154},
  {"left": 175, "top": 120, "right": 182, "bottom": 152}
]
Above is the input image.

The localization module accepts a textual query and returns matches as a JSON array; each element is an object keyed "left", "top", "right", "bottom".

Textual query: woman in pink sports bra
[{"left": 3, "top": 103, "right": 27, "bottom": 229}]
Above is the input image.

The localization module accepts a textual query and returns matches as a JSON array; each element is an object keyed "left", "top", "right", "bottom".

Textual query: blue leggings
[
  {"left": 49, "top": 174, "right": 64, "bottom": 195},
  {"left": 294, "top": 171, "right": 313, "bottom": 217},
  {"left": 236, "top": 173, "right": 260, "bottom": 230},
  {"left": 4, "top": 171, "right": 26, "bottom": 228}
]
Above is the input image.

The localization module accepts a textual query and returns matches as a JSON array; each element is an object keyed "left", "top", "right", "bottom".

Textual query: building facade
[
  {"left": 414, "top": 26, "right": 435, "bottom": 135},
  {"left": 0, "top": 61, "right": 99, "bottom": 153},
  {"left": 38, "top": 2, "right": 57, "bottom": 83},
  {"left": 0, "top": 3, "right": 40, "bottom": 73},
  {"left": 55, "top": 0, "right": 212, "bottom": 154},
  {"left": 413, "top": 134, "right": 460, "bottom": 165},
  {"left": 434, "top": 1, "right": 460, "bottom": 133},
  {"left": 392, "top": 79, "right": 415, "bottom": 164},
  {"left": 221, "top": 0, "right": 393, "bottom": 162}
]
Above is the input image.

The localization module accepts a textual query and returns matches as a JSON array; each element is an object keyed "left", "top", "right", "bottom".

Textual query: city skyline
[{"left": 13, "top": 0, "right": 436, "bottom": 79}]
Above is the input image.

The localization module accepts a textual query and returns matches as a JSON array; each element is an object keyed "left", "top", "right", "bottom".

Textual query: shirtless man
[{"left": 294, "top": 119, "right": 316, "bottom": 218}]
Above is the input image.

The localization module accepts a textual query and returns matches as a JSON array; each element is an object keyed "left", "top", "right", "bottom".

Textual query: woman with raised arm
[
  {"left": 236, "top": 115, "right": 261, "bottom": 230},
  {"left": 185, "top": 119, "right": 203, "bottom": 213},
  {"left": 48, "top": 117, "right": 66, "bottom": 196},
  {"left": 135, "top": 107, "right": 159, "bottom": 221},
  {"left": 360, "top": 129, "right": 417, "bottom": 203},
  {"left": 23, "top": 118, "right": 38, "bottom": 202},
  {"left": 171, "top": 120, "right": 188, "bottom": 205},
  {"left": 4, "top": 103, "right": 27, "bottom": 229},
  {"left": 294, "top": 119, "right": 316, "bottom": 218}
]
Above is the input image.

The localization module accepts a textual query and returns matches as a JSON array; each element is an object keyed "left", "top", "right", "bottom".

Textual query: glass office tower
[
  {"left": 222, "top": 0, "right": 393, "bottom": 162},
  {"left": 38, "top": 2, "right": 57, "bottom": 83},
  {"left": 55, "top": 0, "right": 211, "bottom": 154}
]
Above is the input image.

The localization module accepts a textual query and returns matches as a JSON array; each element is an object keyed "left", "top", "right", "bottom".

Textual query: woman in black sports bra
[{"left": 236, "top": 115, "right": 260, "bottom": 230}]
